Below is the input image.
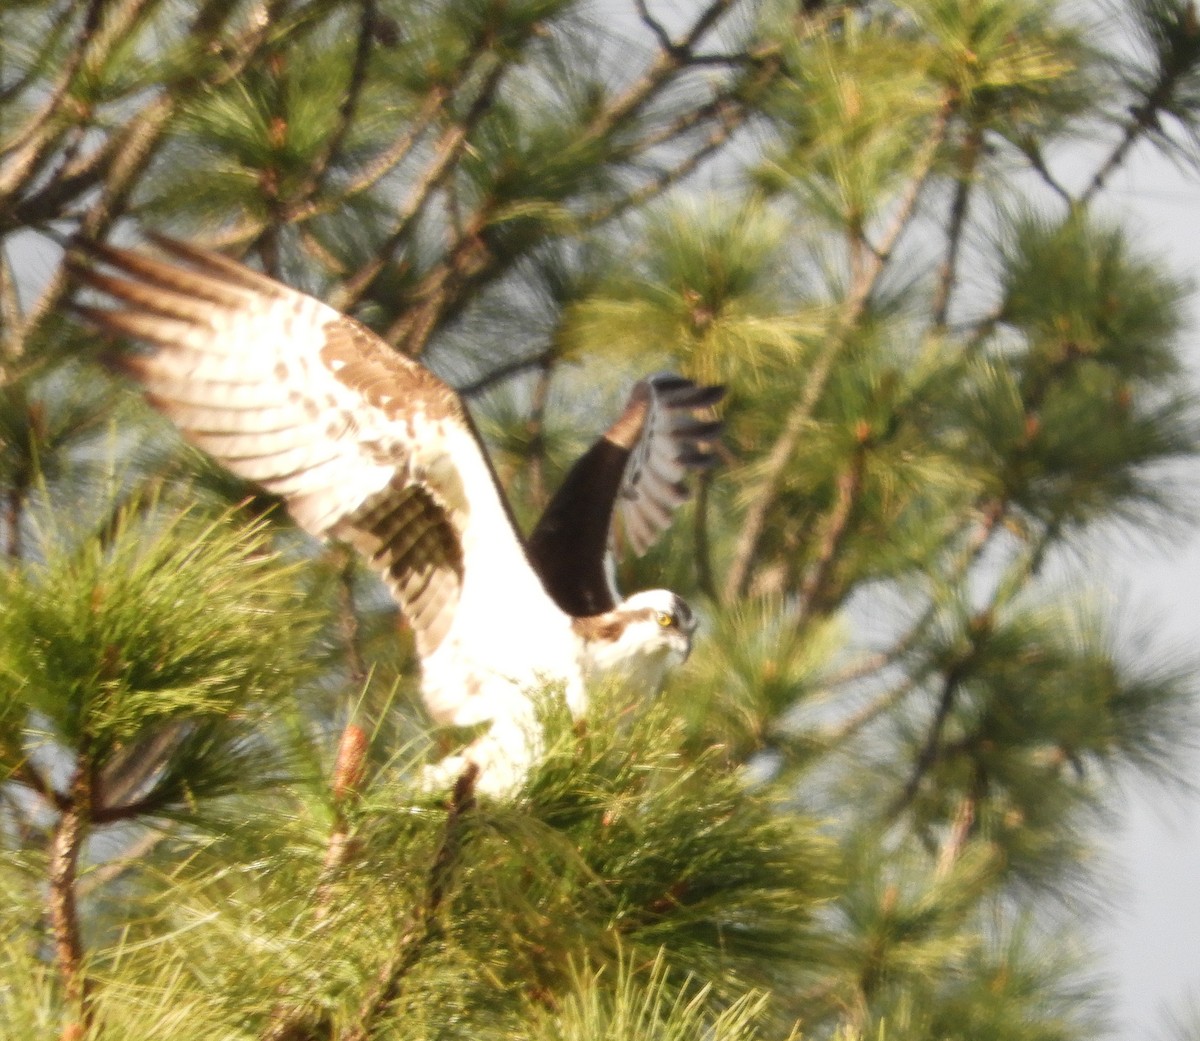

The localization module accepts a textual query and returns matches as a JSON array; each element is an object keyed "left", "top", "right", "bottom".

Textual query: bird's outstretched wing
[
  {"left": 68, "top": 234, "right": 538, "bottom": 659},
  {"left": 527, "top": 374, "right": 724, "bottom": 617}
]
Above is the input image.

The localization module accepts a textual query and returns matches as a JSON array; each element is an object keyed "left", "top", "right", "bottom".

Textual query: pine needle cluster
[{"left": 3, "top": 0, "right": 1200, "bottom": 1038}]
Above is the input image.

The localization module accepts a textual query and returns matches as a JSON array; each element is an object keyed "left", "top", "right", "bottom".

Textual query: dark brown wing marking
[
  {"left": 67, "top": 236, "right": 504, "bottom": 657},
  {"left": 527, "top": 373, "right": 724, "bottom": 617},
  {"left": 334, "top": 477, "right": 463, "bottom": 655}
]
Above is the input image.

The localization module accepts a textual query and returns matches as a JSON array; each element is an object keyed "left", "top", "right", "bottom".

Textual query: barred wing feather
[
  {"left": 527, "top": 373, "right": 724, "bottom": 618},
  {"left": 68, "top": 235, "right": 532, "bottom": 660}
]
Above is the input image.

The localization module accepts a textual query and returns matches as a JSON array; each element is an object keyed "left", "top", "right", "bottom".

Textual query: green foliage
[
  {"left": 530, "top": 952, "right": 778, "bottom": 1041},
  {"left": 1, "top": 502, "right": 311, "bottom": 747},
  {"left": 0, "top": 692, "right": 832, "bottom": 1039},
  {"left": 563, "top": 196, "right": 813, "bottom": 381},
  {"left": 913, "top": 0, "right": 1092, "bottom": 134},
  {"left": 1123, "top": 0, "right": 1200, "bottom": 139},
  {"left": 2, "top": 0, "right": 1199, "bottom": 1037},
  {"left": 1000, "top": 211, "right": 1187, "bottom": 383}
]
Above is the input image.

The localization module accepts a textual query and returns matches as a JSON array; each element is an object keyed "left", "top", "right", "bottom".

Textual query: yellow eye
[{"left": 657, "top": 612, "right": 674, "bottom": 628}]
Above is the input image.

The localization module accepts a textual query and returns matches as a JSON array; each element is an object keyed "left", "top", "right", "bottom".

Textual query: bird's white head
[{"left": 580, "top": 589, "right": 697, "bottom": 692}]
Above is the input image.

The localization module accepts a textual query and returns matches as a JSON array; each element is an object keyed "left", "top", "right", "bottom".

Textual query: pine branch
[
  {"left": 523, "top": 357, "right": 556, "bottom": 509},
  {"left": 313, "top": 722, "right": 369, "bottom": 916},
  {"left": 586, "top": 0, "right": 738, "bottom": 138},
  {"left": 633, "top": 0, "right": 754, "bottom": 66},
  {"left": 931, "top": 122, "right": 982, "bottom": 331},
  {"left": 1083, "top": 107, "right": 1159, "bottom": 205},
  {"left": 1, "top": 0, "right": 258, "bottom": 234},
  {"left": 581, "top": 95, "right": 747, "bottom": 228},
  {"left": 0, "top": 2, "right": 77, "bottom": 107},
  {"left": 823, "top": 494, "right": 1011, "bottom": 748},
  {"left": 1020, "top": 140, "right": 1073, "bottom": 206},
  {"left": 49, "top": 763, "right": 94, "bottom": 1040},
  {"left": 825, "top": 676, "right": 920, "bottom": 745},
  {"left": 934, "top": 773, "right": 983, "bottom": 878},
  {"left": 95, "top": 724, "right": 188, "bottom": 815},
  {"left": 634, "top": 0, "right": 679, "bottom": 58},
  {"left": 0, "top": 243, "right": 19, "bottom": 373},
  {"left": 1, "top": 784, "right": 46, "bottom": 849},
  {"left": 284, "top": 84, "right": 452, "bottom": 227},
  {"left": 76, "top": 829, "right": 167, "bottom": 900},
  {"left": 291, "top": 0, "right": 377, "bottom": 214},
  {"left": 311, "top": 561, "right": 371, "bottom": 914},
  {"left": 891, "top": 658, "right": 974, "bottom": 816},
  {"left": 795, "top": 437, "right": 868, "bottom": 620},
  {"left": 1083, "top": 1, "right": 1200, "bottom": 203},
  {"left": 333, "top": 54, "right": 508, "bottom": 323},
  {"left": 0, "top": 0, "right": 116, "bottom": 195},
  {"left": 849, "top": 97, "right": 954, "bottom": 313},
  {"left": 887, "top": 504, "right": 1065, "bottom": 819},
  {"left": 6, "top": 135, "right": 134, "bottom": 233},
  {"left": 13, "top": 0, "right": 274, "bottom": 357},
  {"left": 13, "top": 760, "right": 73, "bottom": 813},
  {"left": 456, "top": 348, "right": 554, "bottom": 397},
  {"left": 362, "top": 2, "right": 752, "bottom": 353},
  {"left": 336, "top": 764, "right": 478, "bottom": 1041},
  {"left": 722, "top": 95, "right": 954, "bottom": 601}
]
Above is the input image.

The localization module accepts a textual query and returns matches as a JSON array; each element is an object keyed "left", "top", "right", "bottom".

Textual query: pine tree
[{"left": 2, "top": 1, "right": 1198, "bottom": 1038}]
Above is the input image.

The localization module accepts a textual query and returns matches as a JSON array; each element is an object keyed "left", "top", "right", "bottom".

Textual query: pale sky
[{"left": 1080, "top": 143, "right": 1200, "bottom": 1039}]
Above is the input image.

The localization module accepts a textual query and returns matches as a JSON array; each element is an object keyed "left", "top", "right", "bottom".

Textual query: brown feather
[{"left": 69, "top": 235, "right": 482, "bottom": 657}]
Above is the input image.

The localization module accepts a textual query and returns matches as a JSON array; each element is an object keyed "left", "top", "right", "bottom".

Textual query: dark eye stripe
[{"left": 672, "top": 595, "right": 693, "bottom": 625}]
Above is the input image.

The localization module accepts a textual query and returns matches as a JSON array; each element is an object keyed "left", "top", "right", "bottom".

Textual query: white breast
[{"left": 417, "top": 426, "right": 588, "bottom": 728}]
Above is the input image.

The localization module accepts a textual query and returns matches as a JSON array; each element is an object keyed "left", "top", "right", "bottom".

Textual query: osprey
[{"left": 69, "top": 236, "right": 723, "bottom": 794}]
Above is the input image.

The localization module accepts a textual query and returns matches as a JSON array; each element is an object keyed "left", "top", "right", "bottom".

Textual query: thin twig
[
  {"left": 821, "top": 497, "right": 1012, "bottom": 743},
  {"left": 722, "top": 95, "right": 954, "bottom": 602},
  {"left": 0, "top": 0, "right": 112, "bottom": 185},
  {"left": 931, "top": 122, "right": 981, "bottom": 331},
  {"left": 293, "top": 0, "right": 377, "bottom": 212},
  {"left": 14, "top": 0, "right": 272, "bottom": 357},
  {"left": 13, "top": 760, "right": 73, "bottom": 813},
  {"left": 332, "top": 55, "right": 507, "bottom": 319},
  {"left": 1081, "top": 23, "right": 1200, "bottom": 207},
  {"left": 795, "top": 440, "right": 867, "bottom": 620},
  {"left": 524, "top": 357, "right": 555, "bottom": 509},
  {"left": 582, "top": 0, "right": 737, "bottom": 144},
  {"left": 824, "top": 676, "right": 919, "bottom": 745},
  {"left": 1, "top": 785, "right": 46, "bottom": 849},
  {"left": 283, "top": 84, "right": 451, "bottom": 226},
  {"left": 336, "top": 764, "right": 478, "bottom": 1041},
  {"left": 1021, "top": 140, "right": 1072, "bottom": 207},
  {"left": 582, "top": 97, "right": 746, "bottom": 228},
  {"left": 634, "top": 0, "right": 677, "bottom": 57},
  {"left": 1082, "top": 106, "right": 1157, "bottom": 206},
  {"left": 934, "top": 776, "right": 981, "bottom": 878},
  {"left": 890, "top": 660, "right": 972, "bottom": 816},
  {"left": 77, "top": 829, "right": 169, "bottom": 899},
  {"left": 456, "top": 348, "right": 554, "bottom": 397},
  {"left": 49, "top": 763, "right": 94, "bottom": 1039}
]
